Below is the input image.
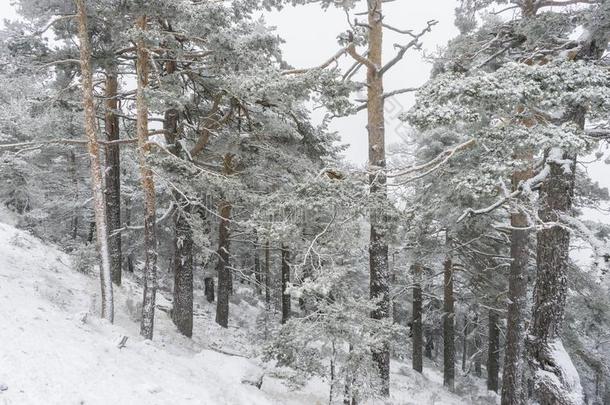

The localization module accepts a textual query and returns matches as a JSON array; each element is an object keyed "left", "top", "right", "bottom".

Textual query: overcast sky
[
  {"left": 1, "top": 2, "right": 608, "bottom": 263},
  {"left": 266, "top": 1, "right": 460, "bottom": 164}
]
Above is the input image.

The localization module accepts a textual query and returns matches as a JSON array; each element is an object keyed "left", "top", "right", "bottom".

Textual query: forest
[{"left": 1, "top": 0, "right": 610, "bottom": 404}]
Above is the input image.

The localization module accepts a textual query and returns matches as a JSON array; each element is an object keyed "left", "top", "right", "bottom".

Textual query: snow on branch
[
  {"left": 457, "top": 165, "right": 550, "bottom": 223},
  {"left": 282, "top": 47, "right": 349, "bottom": 75},
  {"left": 388, "top": 138, "right": 475, "bottom": 183}
]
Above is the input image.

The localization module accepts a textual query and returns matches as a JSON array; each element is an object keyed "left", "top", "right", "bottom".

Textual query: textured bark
[
  {"left": 215, "top": 201, "right": 232, "bottom": 328},
  {"left": 136, "top": 15, "right": 158, "bottom": 340},
  {"left": 254, "top": 232, "right": 262, "bottom": 295},
  {"left": 425, "top": 331, "right": 434, "bottom": 359},
  {"left": 104, "top": 64, "right": 122, "bottom": 286},
  {"left": 443, "top": 258, "right": 455, "bottom": 390},
  {"left": 76, "top": 0, "right": 113, "bottom": 322},
  {"left": 204, "top": 277, "right": 215, "bottom": 303},
  {"left": 488, "top": 309, "right": 500, "bottom": 393},
  {"left": 264, "top": 240, "right": 271, "bottom": 306},
  {"left": 501, "top": 165, "right": 532, "bottom": 405},
  {"left": 124, "top": 194, "right": 134, "bottom": 273},
  {"left": 462, "top": 315, "right": 469, "bottom": 373},
  {"left": 172, "top": 205, "right": 193, "bottom": 337},
  {"left": 163, "top": 58, "right": 194, "bottom": 338},
  {"left": 474, "top": 312, "right": 482, "bottom": 377},
  {"left": 412, "top": 263, "right": 423, "bottom": 373},
  {"left": 281, "top": 244, "right": 291, "bottom": 324},
  {"left": 526, "top": 149, "right": 577, "bottom": 404},
  {"left": 68, "top": 150, "right": 79, "bottom": 239},
  {"left": 366, "top": 0, "right": 390, "bottom": 394}
]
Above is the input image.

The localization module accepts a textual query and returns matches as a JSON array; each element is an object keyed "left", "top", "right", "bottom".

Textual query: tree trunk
[
  {"left": 124, "top": 193, "right": 134, "bottom": 273},
  {"left": 462, "top": 314, "right": 469, "bottom": 373},
  {"left": 501, "top": 165, "right": 532, "bottom": 405},
  {"left": 135, "top": 15, "right": 158, "bottom": 340},
  {"left": 204, "top": 277, "right": 215, "bottom": 303},
  {"left": 68, "top": 150, "right": 79, "bottom": 239},
  {"left": 104, "top": 64, "right": 122, "bottom": 286},
  {"left": 443, "top": 257, "right": 455, "bottom": 390},
  {"left": 163, "top": 58, "right": 194, "bottom": 338},
  {"left": 526, "top": 148, "right": 579, "bottom": 405},
  {"left": 265, "top": 240, "right": 271, "bottom": 307},
  {"left": 412, "top": 263, "right": 423, "bottom": 373},
  {"left": 254, "top": 233, "right": 262, "bottom": 295},
  {"left": 474, "top": 312, "right": 482, "bottom": 377},
  {"left": 215, "top": 200, "right": 232, "bottom": 328},
  {"left": 75, "top": 0, "right": 113, "bottom": 322},
  {"left": 366, "top": 0, "right": 390, "bottom": 395},
  {"left": 488, "top": 309, "right": 500, "bottom": 393},
  {"left": 281, "top": 243, "right": 291, "bottom": 324},
  {"left": 172, "top": 205, "right": 193, "bottom": 337}
]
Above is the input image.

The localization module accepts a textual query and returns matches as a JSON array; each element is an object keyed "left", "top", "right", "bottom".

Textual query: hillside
[{"left": 0, "top": 220, "right": 492, "bottom": 405}]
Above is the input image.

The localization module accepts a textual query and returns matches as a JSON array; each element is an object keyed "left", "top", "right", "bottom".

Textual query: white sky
[
  {"left": 265, "top": 1, "right": 460, "bottom": 164},
  {"left": 1, "top": 1, "right": 608, "bottom": 265}
]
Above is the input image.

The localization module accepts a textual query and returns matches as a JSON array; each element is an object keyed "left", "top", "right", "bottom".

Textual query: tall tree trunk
[
  {"left": 254, "top": 232, "right": 262, "bottom": 295},
  {"left": 135, "top": 14, "right": 158, "bottom": 340},
  {"left": 367, "top": 0, "right": 390, "bottom": 394},
  {"left": 76, "top": 0, "right": 113, "bottom": 321},
  {"left": 163, "top": 58, "right": 193, "bottom": 338},
  {"left": 104, "top": 64, "right": 122, "bottom": 286},
  {"left": 488, "top": 309, "right": 500, "bottom": 393},
  {"left": 462, "top": 314, "right": 469, "bottom": 373},
  {"left": 474, "top": 312, "right": 482, "bottom": 377},
  {"left": 215, "top": 200, "right": 232, "bottom": 328},
  {"left": 124, "top": 193, "right": 134, "bottom": 273},
  {"left": 412, "top": 263, "right": 423, "bottom": 373},
  {"left": 526, "top": 148, "right": 578, "bottom": 404},
  {"left": 443, "top": 257, "right": 455, "bottom": 390},
  {"left": 265, "top": 240, "right": 271, "bottom": 307},
  {"left": 501, "top": 164, "right": 532, "bottom": 405},
  {"left": 172, "top": 205, "right": 193, "bottom": 337},
  {"left": 68, "top": 150, "right": 79, "bottom": 239},
  {"left": 281, "top": 244, "right": 291, "bottom": 324}
]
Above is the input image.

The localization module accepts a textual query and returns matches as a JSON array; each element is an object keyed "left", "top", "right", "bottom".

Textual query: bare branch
[
  {"left": 353, "top": 87, "right": 420, "bottom": 112},
  {"left": 379, "top": 20, "right": 438, "bottom": 76},
  {"left": 346, "top": 43, "right": 378, "bottom": 72}
]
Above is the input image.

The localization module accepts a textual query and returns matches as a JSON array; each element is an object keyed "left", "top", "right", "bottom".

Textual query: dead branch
[{"left": 379, "top": 20, "right": 438, "bottom": 76}]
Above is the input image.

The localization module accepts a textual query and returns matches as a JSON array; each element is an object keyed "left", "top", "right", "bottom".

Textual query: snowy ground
[{"left": 0, "top": 218, "right": 493, "bottom": 404}]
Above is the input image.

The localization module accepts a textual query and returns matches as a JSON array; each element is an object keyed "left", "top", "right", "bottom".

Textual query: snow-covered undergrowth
[{"left": 0, "top": 220, "right": 489, "bottom": 404}]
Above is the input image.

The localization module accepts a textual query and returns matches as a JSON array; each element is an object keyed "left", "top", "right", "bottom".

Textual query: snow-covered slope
[{"left": 0, "top": 221, "right": 488, "bottom": 404}]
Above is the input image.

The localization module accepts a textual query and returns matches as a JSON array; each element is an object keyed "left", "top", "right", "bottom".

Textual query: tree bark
[
  {"left": 162, "top": 58, "right": 194, "bottom": 338},
  {"left": 443, "top": 257, "right": 455, "bottom": 390},
  {"left": 104, "top": 64, "right": 122, "bottom": 286},
  {"left": 501, "top": 164, "right": 532, "bottom": 405},
  {"left": 204, "top": 277, "right": 215, "bottom": 303},
  {"left": 412, "top": 263, "right": 423, "bottom": 373},
  {"left": 474, "top": 312, "right": 482, "bottom": 377},
  {"left": 526, "top": 148, "right": 578, "bottom": 404},
  {"left": 215, "top": 200, "right": 232, "bottom": 328},
  {"left": 265, "top": 240, "right": 271, "bottom": 307},
  {"left": 281, "top": 244, "right": 291, "bottom": 324},
  {"left": 75, "top": 0, "right": 113, "bottom": 322},
  {"left": 68, "top": 150, "right": 79, "bottom": 239},
  {"left": 135, "top": 14, "right": 158, "bottom": 340},
  {"left": 488, "top": 309, "right": 500, "bottom": 393},
  {"left": 367, "top": 0, "right": 390, "bottom": 395}
]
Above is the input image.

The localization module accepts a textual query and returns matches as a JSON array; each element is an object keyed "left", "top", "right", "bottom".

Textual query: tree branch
[
  {"left": 346, "top": 43, "right": 378, "bottom": 72},
  {"left": 379, "top": 20, "right": 438, "bottom": 76},
  {"left": 282, "top": 47, "right": 348, "bottom": 75}
]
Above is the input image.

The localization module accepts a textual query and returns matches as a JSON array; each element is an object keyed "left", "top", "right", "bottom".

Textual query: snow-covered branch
[{"left": 388, "top": 138, "right": 475, "bottom": 182}]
